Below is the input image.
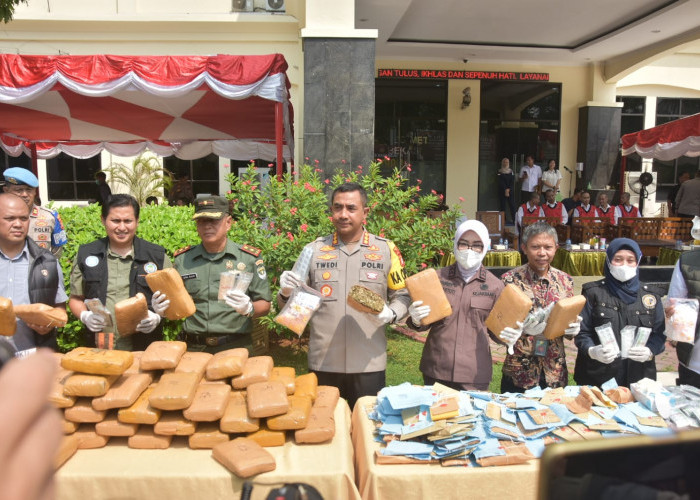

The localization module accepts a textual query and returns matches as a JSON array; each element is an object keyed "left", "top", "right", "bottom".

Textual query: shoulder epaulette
[
  {"left": 174, "top": 245, "right": 193, "bottom": 257},
  {"left": 241, "top": 244, "right": 262, "bottom": 257}
]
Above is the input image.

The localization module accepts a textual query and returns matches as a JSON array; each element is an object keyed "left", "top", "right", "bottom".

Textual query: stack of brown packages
[{"left": 50, "top": 342, "right": 340, "bottom": 478}]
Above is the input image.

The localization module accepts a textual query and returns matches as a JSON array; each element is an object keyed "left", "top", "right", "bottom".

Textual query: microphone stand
[{"left": 562, "top": 166, "right": 573, "bottom": 197}]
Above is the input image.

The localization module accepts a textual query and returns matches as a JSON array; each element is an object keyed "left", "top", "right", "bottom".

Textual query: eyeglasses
[{"left": 457, "top": 241, "right": 484, "bottom": 252}]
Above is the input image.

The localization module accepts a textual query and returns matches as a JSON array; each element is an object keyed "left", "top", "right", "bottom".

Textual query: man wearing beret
[
  {"left": 158, "top": 195, "right": 271, "bottom": 353},
  {"left": 3, "top": 167, "right": 67, "bottom": 257}
]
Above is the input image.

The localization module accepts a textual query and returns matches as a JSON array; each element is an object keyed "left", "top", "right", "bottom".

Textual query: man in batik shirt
[{"left": 500, "top": 222, "right": 581, "bottom": 392}]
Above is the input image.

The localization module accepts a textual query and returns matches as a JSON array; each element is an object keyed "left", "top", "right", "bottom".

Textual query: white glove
[
  {"left": 151, "top": 291, "right": 170, "bottom": 317},
  {"left": 408, "top": 300, "right": 431, "bottom": 326},
  {"left": 589, "top": 345, "right": 617, "bottom": 364},
  {"left": 369, "top": 304, "right": 395, "bottom": 326},
  {"left": 564, "top": 315, "right": 583, "bottom": 336},
  {"left": 499, "top": 321, "right": 523, "bottom": 355},
  {"left": 279, "top": 270, "right": 302, "bottom": 297},
  {"left": 136, "top": 310, "right": 161, "bottom": 334},
  {"left": 627, "top": 346, "right": 652, "bottom": 363},
  {"left": 522, "top": 317, "right": 547, "bottom": 336},
  {"left": 80, "top": 310, "right": 106, "bottom": 333},
  {"left": 225, "top": 290, "right": 253, "bottom": 316}
]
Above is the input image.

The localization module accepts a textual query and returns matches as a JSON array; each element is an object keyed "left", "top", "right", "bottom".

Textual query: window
[
  {"left": 164, "top": 154, "right": 220, "bottom": 199},
  {"left": 1, "top": 151, "right": 32, "bottom": 177},
  {"left": 46, "top": 153, "right": 102, "bottom": 201},
  {"left": 652, "top": 97, "right": 700, "bottom": 202},
  {"left": 616, "top": 96, "right": 645, "bottom": 137}
]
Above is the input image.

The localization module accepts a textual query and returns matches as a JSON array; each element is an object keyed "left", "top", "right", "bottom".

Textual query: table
[
  {"left": 57, "top": 400, "right": 360, "bottom": 500},
  {"left": 440, "top": 250, "right": 521, "bottom": 268},
  {"left": 657, "top": 247, "right": 683, "bottom": 266},
  {"left": 351, "top": 396, "right": 539, "bottom": 500},
  {"left": 551, "top": 248, "right": 606, "bottom": 276}
]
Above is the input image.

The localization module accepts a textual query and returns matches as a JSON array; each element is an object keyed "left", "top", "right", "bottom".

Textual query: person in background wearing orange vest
[
  {"left": 541, "top": 189, "right": 568, "bottom": 224},
  {"left": 515, "top": 191, "right": 544, "bottom": 236},
  {"left": 596, "top": 193, "right": 620, "bottom": 225},
  {"left": 618, "top": 192, "right": 640, "bottom": 219},
  {"left": 572, "top": 192, "right": 600, "bottom": 220}
]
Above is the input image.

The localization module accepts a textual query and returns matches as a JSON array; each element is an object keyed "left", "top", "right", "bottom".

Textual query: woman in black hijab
[{"left": 573, "top": 238, "right": 666, "bottom": 387}]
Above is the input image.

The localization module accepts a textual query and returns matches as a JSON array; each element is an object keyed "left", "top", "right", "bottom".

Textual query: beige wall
[{"left": 376, "top": 60, "right": 591, "bottom": 219}]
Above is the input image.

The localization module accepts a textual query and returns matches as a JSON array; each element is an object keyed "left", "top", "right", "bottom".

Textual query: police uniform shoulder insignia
[
  {"left": 241, "top": 244, "right": 262, "bottom": 257},
  {"left": 174, "top": 245, "right": 193, "bottom": 257},
  {"left": 30, "top": 206, "right": 39, "bottom": 217},
  {"left": 642, "top": 294, "right": 657, "bottom": 309}
]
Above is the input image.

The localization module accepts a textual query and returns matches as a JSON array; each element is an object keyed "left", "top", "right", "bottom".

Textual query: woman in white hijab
[{"left": 408, "top": 220, "right": 521, "bottom": 390}]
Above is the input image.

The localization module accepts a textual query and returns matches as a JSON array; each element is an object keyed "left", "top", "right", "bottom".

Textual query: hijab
[
  {"left": 454, "top": 220, "right": 490, "bottom": 282},
  {"left": 603, "top": 238, "right": 642, "bottom": 304},
  {"left": 498, "top": 161, "right": 512, "bottom": 175}
]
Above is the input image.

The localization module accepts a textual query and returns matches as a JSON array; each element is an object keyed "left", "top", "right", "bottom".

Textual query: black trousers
[
  {"left": 499, "top": 193, "right": 516, "bottom": 223},
  {"left": 311, "top": 370, "right": 385, "bottom": 409},
  {"left": 678, "top": 364, "right": 700, "bottom": 389}
]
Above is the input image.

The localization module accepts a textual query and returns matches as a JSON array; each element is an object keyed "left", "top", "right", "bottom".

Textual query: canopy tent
[
  {"left": 621, "top": 112, "right": 700, "bottom": 161},
  {"left": 0, "top": 53, "right": 294, "bottom": 173}
]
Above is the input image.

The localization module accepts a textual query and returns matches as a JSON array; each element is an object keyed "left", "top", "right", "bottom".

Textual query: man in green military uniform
[{"left": 156, "top": 195, "right": 271, "bottom": 353}]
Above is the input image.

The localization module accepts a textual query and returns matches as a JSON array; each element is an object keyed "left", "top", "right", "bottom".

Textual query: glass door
[{"left": 478, "top": 81, "right": 561, "bottom": 218}]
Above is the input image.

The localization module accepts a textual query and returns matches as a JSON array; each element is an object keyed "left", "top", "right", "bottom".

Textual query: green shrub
[{"left": 54, "top": 161, "right": 460, "bottom": 348}]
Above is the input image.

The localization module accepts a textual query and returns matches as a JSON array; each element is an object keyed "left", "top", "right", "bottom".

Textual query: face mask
[
  {"left": 609, "top": 264, "right": 637, "bottom": 282},
  {"left": 455, "top": 249, "right": 483, "bottom": 270}
]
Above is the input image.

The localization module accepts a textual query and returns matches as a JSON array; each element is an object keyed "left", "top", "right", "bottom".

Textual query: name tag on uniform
[{"left": 181, "top": 273, "right": 198, "bottom": 280}]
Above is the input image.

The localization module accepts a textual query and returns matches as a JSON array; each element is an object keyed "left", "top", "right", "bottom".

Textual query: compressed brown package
[
  {"left": 140, "top": 340, "right": 188, "bottom": 371},
  {"left": 247, "top": 424, "right": 285, "bottom": 447},
  {"left": 128, "top": 427, "right": 172, "bottom": 449},
  {"left": 231, "top": 356, "right": 273, "bottom": 389},
  {"left": 183, "top": 383, "right": 231, "bottom": 421},
  {"left": 95, "top": 414, "right": 139, "bottom": 437},
  {"left": 73, "top": 425, "right": 109, "bottom": 449},
  {"left": 246, "top": 381, "right": 289, "bottom": 418},
  {"left": 220, "top": 392, "right": 259, "bottom": 433},
  {"left": 61, "top": 347, "right": 134, "bottom": 376},
  {"left": 313, "top": 385, "right": 339, "bottom": 411},
  {"left": 64, "top": 399, "right": 107, "bottom": 423},
  {"left": 294, "top": 372, "right": 318, "bottom": 402},
  {"left": 149, "top": 372, "right": 200, "bottom": 410},
  {"left": 63, "top": 374, "right": 119, "bottom": 398},
  {"left": 123, "top": 351, "right": 144, "bottom": 375},
  {"left": 212, "top": 437, "right": 276, "bottom": 478},
  {"left": 145, "top": 268, "right": 197, "bottom": 320},
  {"left": 0, "top": 296, "right": 16, "bottom": 336},
  {"left": 188, "top": 422, "right": 229, "bottom": 449},
  {"left": 55, "top": 434, "right": 79, "bottom": 469},
  {"left": 169, "top": 351, "right": 212, "bottom": 378},
  {"left": 62, "top": 420, "right": 78, "bottom": 434},
  {"left": 605, "top": 386, "right": 635, "bottom": 404},
  {"left": 267, "top": 394, "right": 312, "bottom": 431},
  {"left": 154, "top": 412, "right": 197, "bottom": 436},
  {"left": 484, "top": 284, "right": 533, "bottom": 336},
  {"left": 49, "top": 368, "right": 76, "bottom": 409},
  {"left": 114, "top": 292, "right": 149, "bottom": 336},
  {"left": 118, "top": 385, "right": 161, "bottom": 424},
  {"left": 205, "top": 348, "right": 248, "bottom": 380},
  {"left": 543, "top": 295, "right": 587, "bottom": 339},
  {"left": 294, "top": 406, "right": 335, "bottom": 444},
  {"left": 270, "top": 367, "right": 296, "bottom": 395},
  {"left": 347, "top": 285, "right": 384, "bottom": 314},
  {"left": 92, "top": 372, "right": 154, "bottom": 411},
  {"left": 405, "top": 268, "right": 453, "bottom": 325},
  {"left": 13, "top": 303, "right": 68, "bottom": 328}
]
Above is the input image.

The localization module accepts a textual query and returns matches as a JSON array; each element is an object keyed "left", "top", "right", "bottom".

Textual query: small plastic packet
[
  {"left": 594, "top": 322, "right": 620, "bottom": 356},
  {"left": 664, "top": 298, "right": 699, "bottom": 344},
  {"left": 633, "top": 326, "right": 652, "bottom": 348},
  {"left": 620, "top": 325, "right": 636, "bottom": 358},
  {"left": 291, "top": 246, "right": 314, "bottom": 282},
  {"left": 218, "top": 271, "right": 254, "bottom": 301},
  {"left": 84, "top": 298, "right": 113, "bottom": 328},
  {"left": 274, "top": 284, "right": 323, "bottom": 336}
]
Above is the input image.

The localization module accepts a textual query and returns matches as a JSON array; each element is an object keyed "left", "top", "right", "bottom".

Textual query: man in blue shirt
[{"left": 0, "top": 193, "right": 67, "bottom": 353}]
